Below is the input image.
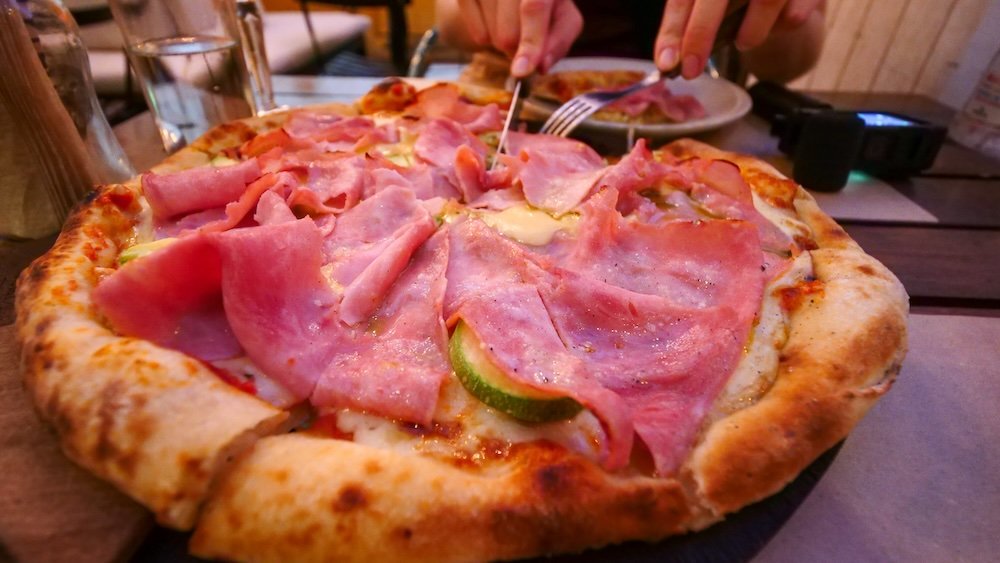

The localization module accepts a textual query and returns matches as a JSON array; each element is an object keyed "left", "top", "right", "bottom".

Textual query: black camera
[{"left": 748, "top": 82, "right": 947, "bottom": 191}]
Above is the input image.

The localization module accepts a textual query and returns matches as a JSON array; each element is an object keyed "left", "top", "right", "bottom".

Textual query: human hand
[
  {"left": 453, "top": 0, "right": 583, "bottom": 77},
  {"left": 654, "top": 0, "right": 825, "bottom": 79}
]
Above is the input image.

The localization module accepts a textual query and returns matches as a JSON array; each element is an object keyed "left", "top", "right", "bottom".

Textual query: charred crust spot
[
  {"left": 81, "top": 189, "right": 102, "bottom": 205},
  {"left": 33, "top": 318, "right": 52, "bottom": 337},
  {"left": 533, "top": 463, "right": 575, "bottom": 497},
  {"left": 793, "top": 235, "right": 820, "bottom": 251},
  {"left": 332, "top": 484, "right": 368, "bottom": 512},
  {"left": 29, "top": 262, "right": 49, "bottom": 283},
  {"left": 822, "top": 225, "right": 851, "bottom": 243},
  {"left": 857, "top": 264, "right": 877, "bottom": 276},
  {"left": 396, "top": 527, "right": 414, "bottom": 541},
  {"left": 179, "top": 454, "right": 209, "bottom": 482},
  {"left": 94, "top": 380, "right": 126, "bottom": 463}
]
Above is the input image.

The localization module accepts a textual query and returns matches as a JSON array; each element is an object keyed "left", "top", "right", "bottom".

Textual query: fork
[
  {"left": 538, "top": 69, "right": 676, "bottom": 137},
  {"left": 538, "top": 0, "right": 749, "bottom": 137}
]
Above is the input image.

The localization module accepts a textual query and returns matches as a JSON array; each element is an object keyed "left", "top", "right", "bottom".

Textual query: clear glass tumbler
[{"left": 109, "top": 0, "right": 265, "bottom": 152}]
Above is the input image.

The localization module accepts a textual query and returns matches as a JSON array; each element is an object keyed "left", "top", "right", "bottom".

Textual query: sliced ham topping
[
  {"left": 445, "top": 219, "right": 634, "bottom": 469},
  {"left": 197, "top": 172, "right": 298, "bottom": 233},
  {"left": 413, "top": 117, "right": 487, "bottom": 168},
  {"left": 558, "top": 189, "right": 764, "bottom": 315},
  {"left": 689, "top": 184, "right": 793, "bottom": 253},
  {"left": 254, "top": 190, "right": 297, "bottom": 225},
  {"left": 538, "top": 272, "right": 749, "bottom": 474},
  {"left": 681, "top": 158, "right": 753, "bottom": 203},
  {"left": 216, "top": 218, "right": 339, "bottom": 400},
  {"left": 501, "top": 132, "right": 606, "bottom": 215},
  {"left": 363, "top": 152, "right": 461, "bottom": 201},
  {"left": 93, "top": 235, "right": 241, "bottom": 361},
  {"left": 596, "top": 140, "right": 668, "bottom": 200},
  {"left": 287, "top": 155, "right": 366, "bottom": 215},
  {"left": 406, "top": 83, "right": 503, "bottom": 133},
  {"left": 324, "top": 186, "right": 437, "bottom": 325},
  {"left": 312, "top": 230, "right": 451, "bottom": 425},
  {"left": 503, "top": 131, "right": 605, "bottom": 163},
  {"left": 284, "top": 113, "right": 366, "bottom": 142},
  {"left": 606, "top": 81, "right": 706, "bottom": 122},
  {"left": 467, "top": 186, "right": 525, "bottom": 210},
  {"left": 452, "top": 144, "right": 510, "bottom": 203},
  {"left": 143, "top": 159, "right": 261, "bottom": 220},
  {"left": 339, "top": 219, "right": 437, "bottom": 326},
  {"left": 447, "top": 212, "right": 767, "bottom": 474}
]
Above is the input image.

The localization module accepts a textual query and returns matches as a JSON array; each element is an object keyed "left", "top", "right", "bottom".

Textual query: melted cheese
[
  {"left": 752, "top": 192, "right": 812, "bottom": 243},
  {"left": 711, "top": 252, "right": 813, "bottom": 417},
  {"left": 477, "top": 205, "right": 579, "bottom": 246}
]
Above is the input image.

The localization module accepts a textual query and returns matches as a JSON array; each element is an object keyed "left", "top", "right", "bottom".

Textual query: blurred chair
[
  {"left": 76, "top": 5, "right": 371, "bottom": 97},
  {"left": 298, "top": 0, "right": 409, "bottom": 74}
]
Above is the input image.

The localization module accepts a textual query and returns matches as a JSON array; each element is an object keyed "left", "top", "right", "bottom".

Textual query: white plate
[{"left": 526, "top": 57, "right": 752, "bottom": 137}]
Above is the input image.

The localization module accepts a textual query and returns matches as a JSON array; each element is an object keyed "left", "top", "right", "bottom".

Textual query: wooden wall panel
[
  {"left": 808, "top": 0, "right": 874, "bottom": 90},
  {"left": 871, "top": 0, "right": 958, "bottom": 94},
  {"left": 836, "top": 0, "right": 908, "bottom": 91},
  {"left": 782, "top": 0, "right": 992, "bottom": 107},
  {"left": 914, "top": 0, "right": 994, "bottom": 101}
]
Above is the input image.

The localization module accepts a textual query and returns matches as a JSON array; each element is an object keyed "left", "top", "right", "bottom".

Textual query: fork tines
[{"left": 539, "top": 69, "right": 662, "bottom": 137}]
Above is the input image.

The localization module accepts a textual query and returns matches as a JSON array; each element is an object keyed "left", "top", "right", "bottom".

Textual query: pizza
[
  {"left": 14, "top": 78, "right": 908, "bottom": 562},
  {"left": 531, "top": 69, "right": 707, "bottom": 124}
]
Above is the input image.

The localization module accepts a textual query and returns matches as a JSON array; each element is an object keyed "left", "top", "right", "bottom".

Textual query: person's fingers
[
  {"left": 510, "top": 0, "right": 555, "bottom": 76},
  {"left": 456, "top": 0, "right": 490, "bottom": 46},
  {"left": 777, "top": 0, "right": 823, "bottom": 28},
  {"left": 493, "top": 0, "right": 524, "bottom": 55},
  {"left": 678, "top": 0, "right": 727, "bottom": 79},
  {"left": 735, "top": 0, "right": 788, "bottom": 51},
  {"left": 654, "top": 0, "right": 695, "bottom": 72},
  {"left": 536, "top": 0, "right": 582, "bottom": 73}
]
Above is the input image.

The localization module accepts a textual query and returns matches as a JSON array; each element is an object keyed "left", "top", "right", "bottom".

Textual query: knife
[{"left": 490, "top": 78, "right": 524, "bottom": 170}]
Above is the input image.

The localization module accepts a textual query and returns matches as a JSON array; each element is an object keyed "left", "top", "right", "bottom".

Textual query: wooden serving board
[{"left": 0, "top": 324, "right": 152, "bottom": 562}]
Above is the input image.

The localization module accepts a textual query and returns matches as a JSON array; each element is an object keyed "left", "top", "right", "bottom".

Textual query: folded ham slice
[
  {"left": 143, "top": 158, "right": 262, "bottom": 220},
  {"left": 286, "top": 155, "right": 366, "bottom": 215},
  {"left": 311, "top": 230, "right": 451, "bottom": 425},
  {"left": 216, "top": 218, "right": 340, "bottom": 401},
  {"left": 323, "top": 186, "right": 437, "bottom": 325},
  {"left": 606, "top": 81, "right": 706, "bottom": 122},
  {"left": 405, "top": 83, "right": 503, "bottom": 133},
  {"left": 557, "top": 189, "right": 765, "bottom": 315},
  {"left": 279, "top": 112, "right": 397, "bottom": 154},
  {"left": 92, "top": 234, "right": 241, "bottom": 361},
  {"left": 446, "top": 210, "right": 766, "bottom": 474},
  {"left": 413, "top": 117, "right": 488, "bottom": 169},
  {"left": 500, "top": 132, "right": 606, "bottom": 216},
  {"left": 445, "top": 219, "right": 634, "bottom": 469},
  {"left": 363, "top": 152, "right": 461, "bottom": 201}
]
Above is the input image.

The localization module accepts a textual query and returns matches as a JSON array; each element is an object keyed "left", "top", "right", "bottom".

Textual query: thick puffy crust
[
  {"left": 14, "top": 184, "right": 290, "bottom": 528},
  {"left": 191, "top": 435, "right": 694, "bottom": 563},
  {"left": 674, "top": 145, "right": 909, "bottom": 519}
]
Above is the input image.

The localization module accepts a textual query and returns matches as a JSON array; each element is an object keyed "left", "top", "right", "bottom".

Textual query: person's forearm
[{"left": 744, "top": 5, "right": 825, "bottom": 83}]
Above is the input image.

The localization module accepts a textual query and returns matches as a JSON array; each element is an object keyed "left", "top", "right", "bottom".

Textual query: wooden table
[{"left": 2, "top": 76, "right": 999, "bottom": 562}]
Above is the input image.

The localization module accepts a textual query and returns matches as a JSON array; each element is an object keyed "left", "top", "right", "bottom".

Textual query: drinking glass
[{"left": 109, "top": 0, "right": 270, "bottom": 152}]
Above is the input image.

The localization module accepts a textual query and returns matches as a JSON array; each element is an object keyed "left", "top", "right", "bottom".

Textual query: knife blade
[{"left": 490, "top": 78, "right": 524, "bottom": 171}]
